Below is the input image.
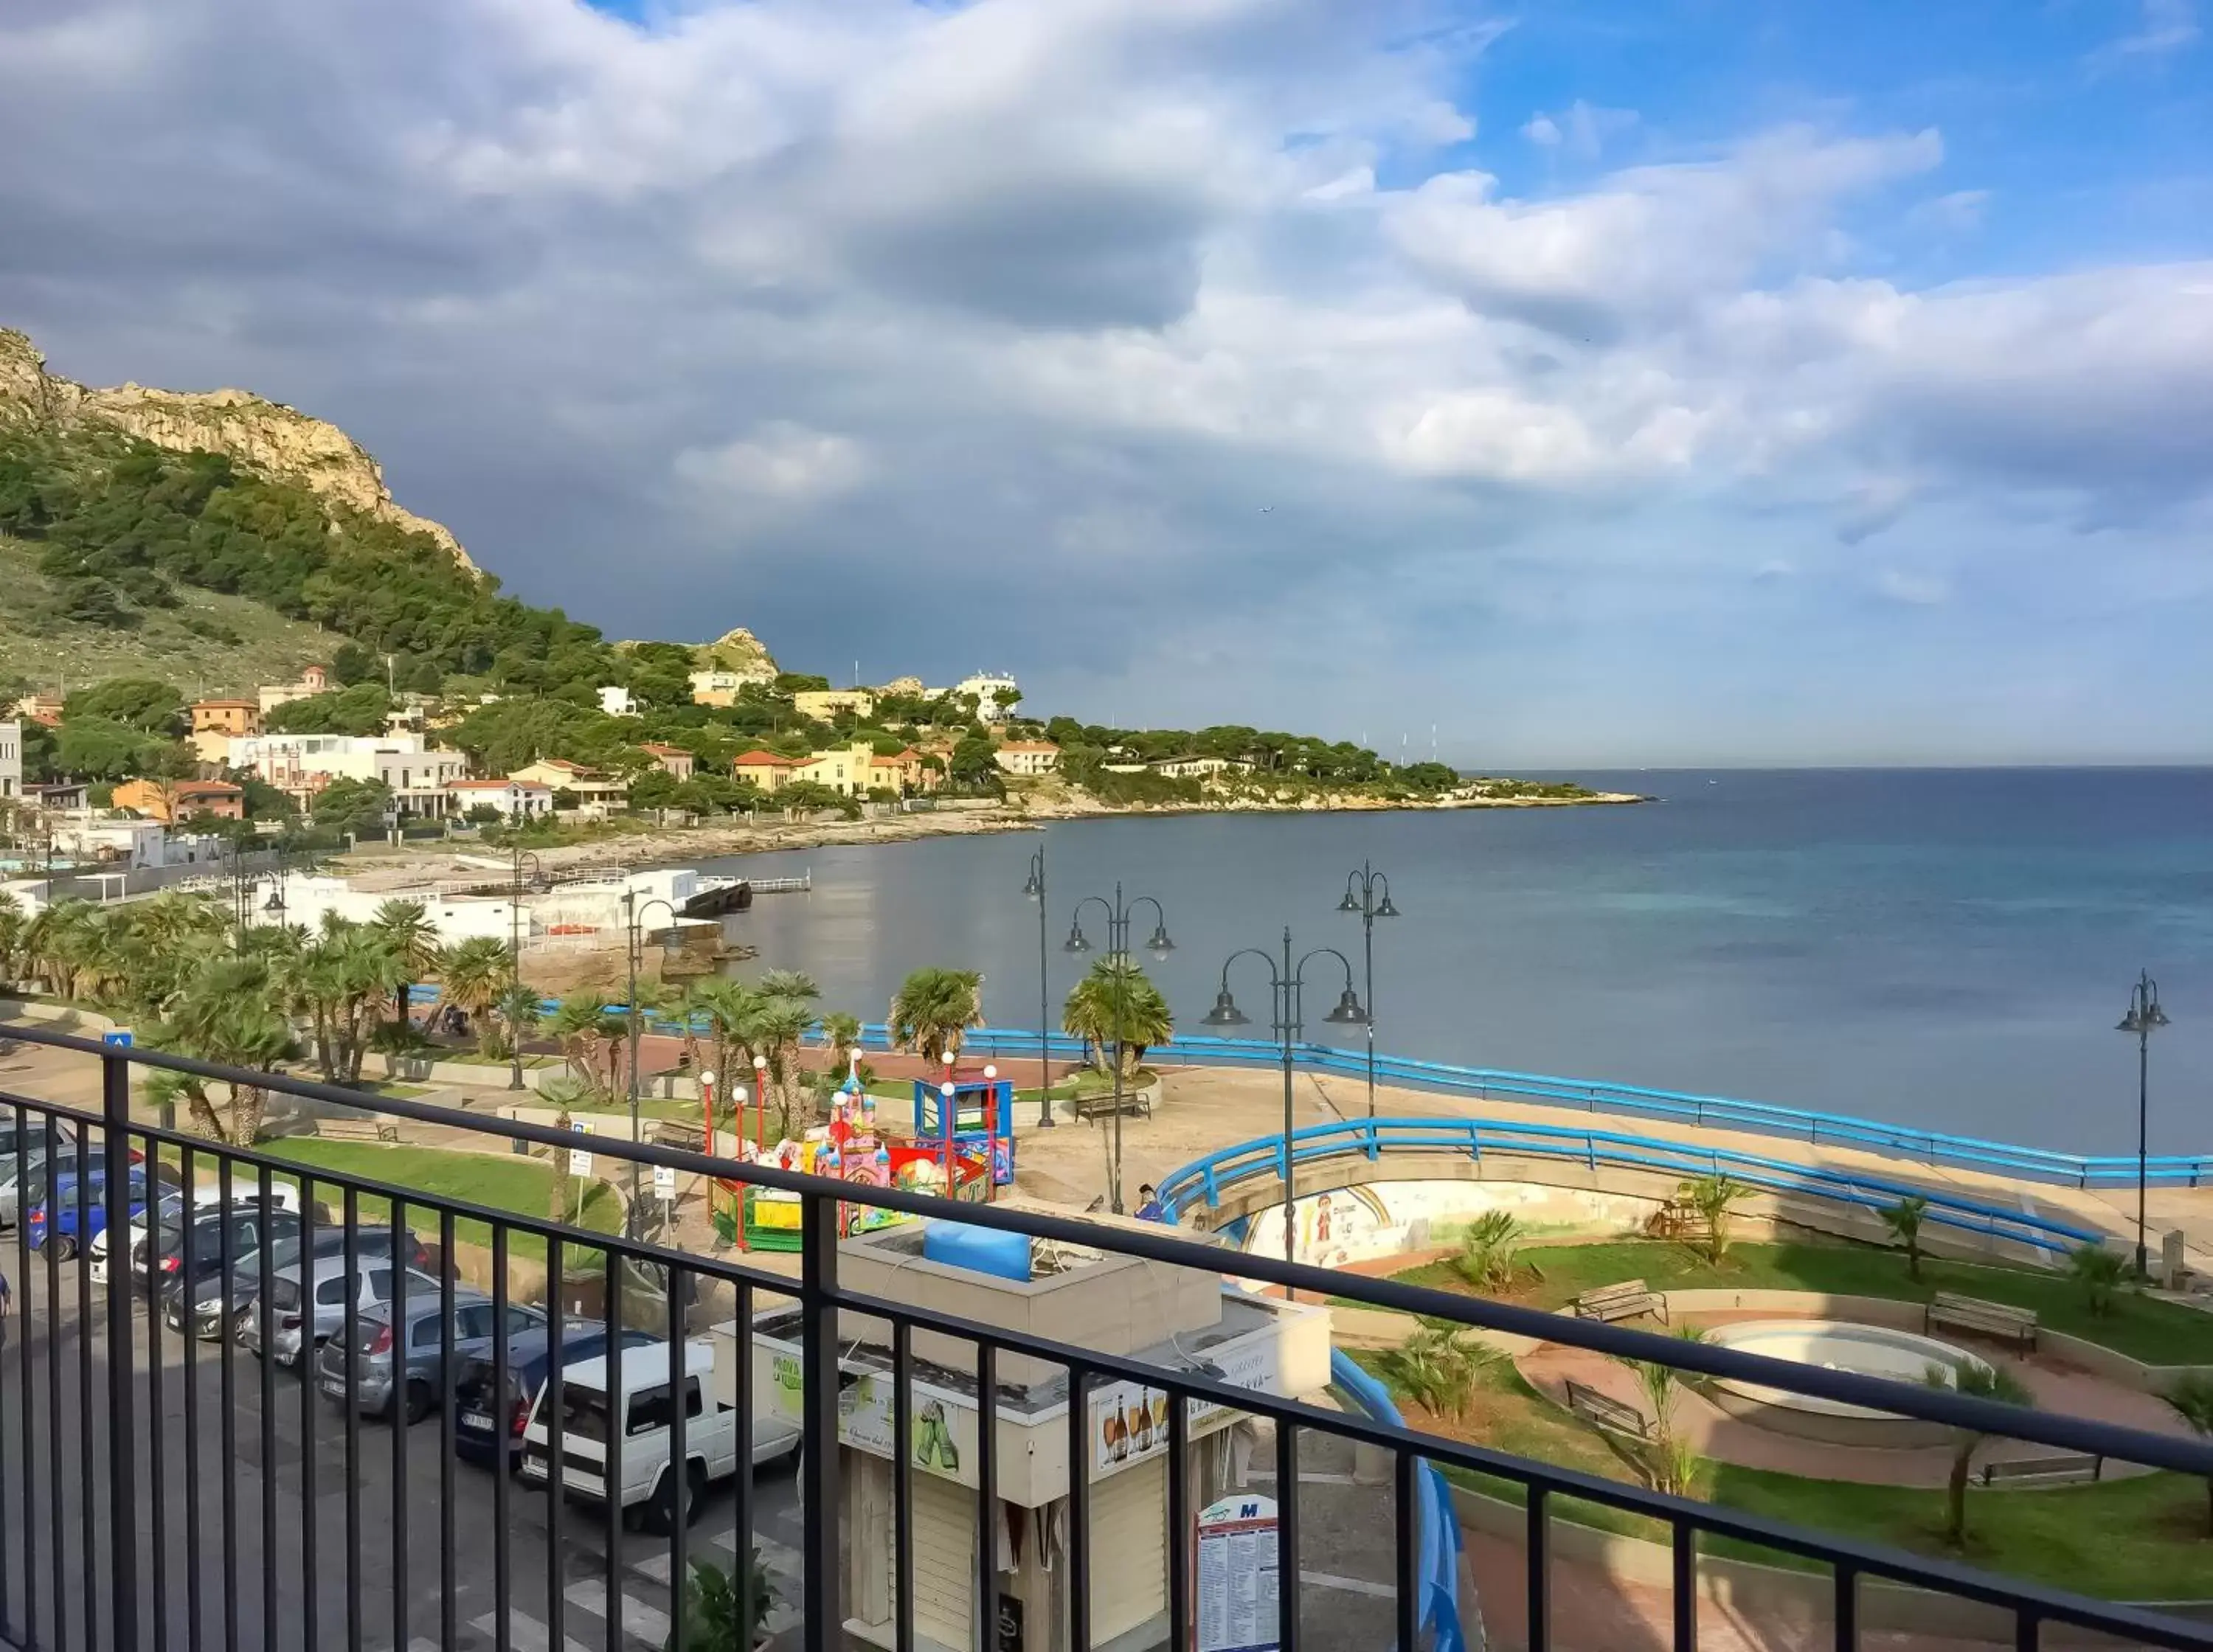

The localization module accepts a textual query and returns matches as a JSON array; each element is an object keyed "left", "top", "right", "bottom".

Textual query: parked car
[
  {"left": 519, "top": 1339, "right": 800, "bottom": 1534},
  {"left": 164, "top": 1225, "right": 431, "bottom": 1340},
  {"left": 97, "top": 1201, "right": 304, "bottom": 1291},
  {"left": 27, "top": 1164, "right": 151, "bottom": 1260},
  {"left": 451, "top": 1325, "right": 659, "bottom": 1467},
  {"left": 0, "top": 1134, "right": 133, "bottom": 1227},
  {"left": 316, "top": 1291, "right": 547, "bottom": 1423},
  {"left": 238, "top": 1252, "right": 440, "bottom": 1367}
]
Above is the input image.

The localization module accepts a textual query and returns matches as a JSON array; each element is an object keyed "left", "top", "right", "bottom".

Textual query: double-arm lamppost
[
  {"left": 1202, "top": 929, "right": 1368, "bottom": 1265},
  {"left": 623, "top": 889, "right": 682, "bottom": 1231},
  {"left": 2117, "top": 971, "right": 2172, "bottom": 1279},
  {"left": 1335, "top": 861, "right": 1399, "bottom": 1120},
  {"left": 507, "top": 847, "right": 544, "bottom": 1090},
  {"left": 1020, "top": 847, "right": 1055, "bottom": 1128},
  {"left": 1064, "top": 884, "right": 1174, "bottom": 1213}
]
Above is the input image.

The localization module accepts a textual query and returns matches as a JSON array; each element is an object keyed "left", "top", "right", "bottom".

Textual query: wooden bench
[
  {"left": 1980, "top": 1453, "right": 2102, "bottom": 1487},
  {"left": 1564, "top": 1378, "right": 1651, "bottom": 1440},
  {"left": 316, "top": 1117, "right": 399, "bottom": 1144},
  {"left": 650, "top": 1120, "right": 707, "bottom": 1150},
  {"left": 1570, "top": 1279, "right": 1669, "bottom": 1325},
  {"left": 1926, "top": 1292, "right": 2037, "bottom": 1351},
  {"left": 1073, "top": 1089, "right": 1151, "bottom": 1123}
]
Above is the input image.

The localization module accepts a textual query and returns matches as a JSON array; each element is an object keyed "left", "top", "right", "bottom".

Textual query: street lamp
[
  {"left": 623, "top": 888, "right": 683, "bottom": 1232},
  {"left": 1335, "top": 861, "right": 1399, "bottom": 1120},
  {"left": 1202, "top": 928, "right": 1367, "bottom": 1267},
  {"left": 1064, "top": 882, "right": 1174, "bottom": 1213},
  {"left": 753, "top": 1052, "right": 769, "bottom": 1149},
  {"left": 2117, "top": 971, "right": 2172, "bottom": 1279},
  {"left": 508, "top": 847, "right": 544, "bottom": 1091},
  {"left": 1021, "top": 847, "right": 1055, "bottom": 1128}
]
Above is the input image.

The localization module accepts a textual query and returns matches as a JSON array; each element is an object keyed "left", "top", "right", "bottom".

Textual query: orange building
[
  {"left": 112, "top": 777, "right": 246, "bottom": 823},
  {"left": 188, "top": 698, "right": 263, "bottom": 763},
  {"left": 730, "top": 750, "right": 800, "bottom": 792}
]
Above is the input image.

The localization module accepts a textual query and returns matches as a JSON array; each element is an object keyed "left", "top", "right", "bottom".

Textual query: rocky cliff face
[
  {"left": 615, "top": 625, "right": 780, "bottom": 678},
  {"left": 0, "top": 326, "right": 475, "bottom": 572}
]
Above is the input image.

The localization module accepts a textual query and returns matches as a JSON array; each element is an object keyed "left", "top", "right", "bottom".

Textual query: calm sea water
[{"left": 696, "top": 770, "right": 2213, "bottom": 1154}]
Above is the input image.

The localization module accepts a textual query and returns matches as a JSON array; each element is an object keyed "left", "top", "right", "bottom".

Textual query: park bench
[
  {"left": 1926, "top": 1292, "right": 2038, "bottom": 1352},
  {"left": 1073, "top": 1089, "right": 1151, "bottom": 1124},
  {"left": 316, "top": 1116, "right": 399, "bottom": 1144},
  {"left": 650, "top": 1120, "right": 707, "bottom": 1150},
  {"left": 1979, "top": 1452, "right": 2102, "bottom": 1486},
  {"left": 1570, "top": 1279, "right": 1669, "bottom": 1325},
  {"left": 1564, "top": 1378, "right": 1651, "bottom": 1440}
]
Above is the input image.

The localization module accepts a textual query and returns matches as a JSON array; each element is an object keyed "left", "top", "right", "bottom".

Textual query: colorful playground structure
[{"left": 716, "top": 1066, "right": 1017, "bottom": 1252}]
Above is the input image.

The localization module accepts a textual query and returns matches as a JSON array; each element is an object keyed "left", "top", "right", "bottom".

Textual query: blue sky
[{"left": 2, "top": 0, "right": 2208, "bottom": 763}]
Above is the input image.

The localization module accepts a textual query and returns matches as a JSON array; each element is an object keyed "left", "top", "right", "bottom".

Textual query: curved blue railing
[
  {"left": 1333, "top": 1350, "right": 1466, "bottom": 1652},
  {"left": 411, "top": 996, "right": 2207, "bottom": 1190},
  {"left": 1149, "top": 1115, "right": 2105, "bottom": 1254}
]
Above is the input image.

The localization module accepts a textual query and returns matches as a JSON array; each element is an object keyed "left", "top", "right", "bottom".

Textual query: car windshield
[{"left": 557, "top": 1385, "right": 611, "bottom": 1444}]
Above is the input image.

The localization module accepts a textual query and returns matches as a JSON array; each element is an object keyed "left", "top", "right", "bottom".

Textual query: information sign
[
  {"left": 568, "top": 1119, "right": 592, "bottom": 1178},
  {"left": 1194, "top": 1493, "right": 1278, "bottom": 1652}
]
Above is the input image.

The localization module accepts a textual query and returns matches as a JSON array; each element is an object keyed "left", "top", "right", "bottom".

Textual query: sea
[{"left": 695, "top": 768, "right": 2213, "bottom": 1155}]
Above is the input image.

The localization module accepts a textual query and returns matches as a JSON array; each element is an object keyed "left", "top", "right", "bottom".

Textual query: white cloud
[
  {"left": 2091, "top": 0, "right": 2200, "bottom": 64},
  {"left": 1520, "top": 99, "right": 1638, "bottom": 161},
  {"left": 674, "top": 424, "right": 869, "bottom": 502}
]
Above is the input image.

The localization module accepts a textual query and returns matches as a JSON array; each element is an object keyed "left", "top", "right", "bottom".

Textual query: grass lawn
[
  {"left": 249, "top": 1140, "right": 622, "bottom": 1263},
  {"left": 1392, "top": 1238, "right": 2213, "bottom": 1366},
  {"left": 1350, "top": 1345, "right": 2213, "bottom": 1598}
]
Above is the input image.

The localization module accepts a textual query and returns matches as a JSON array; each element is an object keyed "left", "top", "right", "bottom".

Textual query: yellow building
[
  {"left": 792, "top": 688, "right": 875, "bottom": 721},
  {"left": 187, "top": 698, "right": 262, "bottom": 763},
  {"left": 793, "top": 742, "right": 934, "bottom": 796}
]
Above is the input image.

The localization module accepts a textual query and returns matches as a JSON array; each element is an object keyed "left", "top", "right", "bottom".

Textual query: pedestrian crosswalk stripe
[
  {"left": 469, "top": 1608, "right": 592, "bottom": 1652},
  {"left": 566, "top": 1576, "right": 672, "bottom": 1645}
]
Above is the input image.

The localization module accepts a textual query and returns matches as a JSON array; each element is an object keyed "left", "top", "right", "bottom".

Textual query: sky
[{"left": 1, "top": 0, "right": 2208, "bottom": 767}]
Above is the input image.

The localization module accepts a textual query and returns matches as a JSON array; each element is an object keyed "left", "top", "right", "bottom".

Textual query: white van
[{"left": 518, "top": 1339, "right": 800, "bottom": 1533}]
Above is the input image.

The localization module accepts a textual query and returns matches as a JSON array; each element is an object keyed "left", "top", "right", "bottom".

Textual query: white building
[
  {"left": 0, "top": 718, "right": 19, "bottom": 800},
  {"left": 993, "top": 740, "right": 1061, "bottom": 777},
  {"left": 952, "top": 671, "right": 1020, "bottom": 722},
  {"left": 1153, "top": 755, "right": 1253, "bottom": 779},
  {"left": 445, "top": 777, "right": 553, "bottom": 820},
  {"left": 252, "top": 875, "right": 517, "bottom": 945},
  {"left": 596, "top": 685, "right": 637, "bottom": 718},
  {"left": 688, "top": 669, "right": 767, "bottom": 708},
  {"left": 226, "top": 732, "right": 471, "bottom": 816}
]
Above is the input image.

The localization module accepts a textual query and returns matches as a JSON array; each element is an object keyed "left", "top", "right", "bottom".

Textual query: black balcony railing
[{"left": 3, "top": 1020, "right": 2213, "bottom": 1652}]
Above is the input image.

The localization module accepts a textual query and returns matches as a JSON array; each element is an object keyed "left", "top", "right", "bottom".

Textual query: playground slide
[{"left": 1331, "top": 1349, "right": 1474, "bottom": 1652}]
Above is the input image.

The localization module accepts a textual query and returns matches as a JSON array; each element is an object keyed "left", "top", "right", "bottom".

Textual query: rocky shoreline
[{"left": 334, "top": 787, "right": 1646, "bottom": 888}]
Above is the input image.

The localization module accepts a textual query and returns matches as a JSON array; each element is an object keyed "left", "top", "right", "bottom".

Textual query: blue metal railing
[
  {"left": 413, "top": 994, "right": 2207, "bottom": 1190},
  {"left": 1149, "top": 1114, "right": 2105, "bottom": 1254}
]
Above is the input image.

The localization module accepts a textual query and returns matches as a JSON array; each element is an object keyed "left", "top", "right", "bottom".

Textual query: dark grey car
[{"left": 316, "top": 1292, "right": 547, "bottom": 1422}]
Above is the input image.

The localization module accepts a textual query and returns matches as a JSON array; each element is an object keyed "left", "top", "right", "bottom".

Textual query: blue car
[
  {"left": 27, "top": 1165, "right": 151, "bottom": 1260},
  {"left": 450, "top": 1324, "right": 657, "bottom": 1468}
]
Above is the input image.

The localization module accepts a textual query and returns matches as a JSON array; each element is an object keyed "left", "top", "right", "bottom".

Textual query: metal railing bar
[
  {"left": 1167, "top": 1386, "right": 1189, "bottom": 1652},
  {"left": 733, "top": 1279, "right": 755, "bottom": 1652},
  {"left": 1527, "top": 1483, "right": 1548, "bottom": 1652},
  {"left": 668, "top": 1259, "right": 689, "bottom": 1652},
  {"left": 217, "top": 1155, "right": 238, "bottom": 1652},
  {"left": 493, "top": 1221, "right": 512, "bottom": 1652},
  {"left": 603, "top": 1249, "right": 622, "bottom": 1652},
  {"left": 1064, "top": 1360, "right": 1089, "bottom": 1652},
  {"left": 75, "top": 1131, "right": 100, "bottom": 1651},
  {"left": 258, "top": 1162, "right": 277, "bottom": 1652},
  {"left": 1672, "top": 1520, "right": 1695, "bottom": 1652},
  {"left": 42, "top": 1114, "right": 63, "bottom": 1652},
  {"left": 893, "top": 1319, "right": 914, "bottom": 1652},
  {"left": 343, "top": 1183, "right": 362, "bottom": 1652},
  {"left": 151, "top": 1144, "right": 173, "bottom": 1652},
  {"left": 1393, "top": 1451, "right": 1418, "bottom": 1652},
  {"left": 1834, "top": 1561, "right": 1857, "bottom": 1652},
  {"left": 104, "top": 1057, "right": 142, "bottom": 1652},
  {"left": 798, "top": 1191, "right": 840, "bottom": 1652},
  {"left": 1278, "top": 1419, "right": 1299, "bottom": 1652},
  {"left": 545, "top": 1234, "right": 566, "bottom": 1652},
  {"left": 299, "top": 1176, "right": 319, "bottom": 1652},
  {"left": 7, "top": 1104, "right": 30, "bottom": 1652},
  {"left": 392, "top": 1195, "right": 411, "bottom": 1652},
  {"left": 975, "top": 1340, "right": 997, "bottom": 1652}
]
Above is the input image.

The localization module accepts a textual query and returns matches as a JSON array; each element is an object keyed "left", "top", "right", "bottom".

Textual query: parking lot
[{"left": 0, "top": 1240, "right": 808, "bottom": 1652}]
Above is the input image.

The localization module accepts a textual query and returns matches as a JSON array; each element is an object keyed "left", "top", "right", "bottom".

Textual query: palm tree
[
  {"left": 689, "top": 979, "right": 763, "bottom": 1103},
  {"left": 1377, "top": 1325, "right": 1499, "bottom": 1422},
  {"left": 1883, "top": 1195, "right": 1930, "bottom": 1282},
  {"left": 437, "top": 936, "right": 513, "bottom": 1057},
  {"left": 2164, "top": 1373, "right": 2213, "bottom": 1537},
  {"left": 755, "top": 968, "right": 820, "bottom": 1006},
  {"left": 548, "top": 993, "right": 623, "bottom": 1097},
  {"left": 820, "top": 1011, "right": 864, "bottom": 1083},
  {"left": 0, "top": 891, "right": 25, "bottom": 986},
  {"left": 495, "top": 982, "right": 543, "bottom": 1063},
  {"left": 1927, "top": 1360, "right": 2033, "bottom": 1546},
  {"left": 2068, "top": 1243, "right": 2127, "bottom": 1316},
  {"left": 23, "top": 898, "right": 99, "bottom": 999},
  {"left": 1610, "top": 1325, "right": 1711, "bottom": 1496},
  {"left": 370, "top": 898, "right": 444, "bottom": 1032},
  {"left": 1060, "top": 959, "right": 1174, "bottom": 1077},
  {"left": 537, "top": 1075, "right": 592, "bottom": 1224},
  {"left": 888, "top": 967, "right": 984, "bottom": 1065},
  {"left": 1676, "top": 1173, "right": 1750, "bottom": 1265},
  {"left": 1455, "top": 1210, "right": 1531, "bottom": 1294},
  {"left": 151, "top": 954, "right": 299, "bottom": 1145},
  {"left": 749, "top": 996, "right": 816, "bottom": 1141}
]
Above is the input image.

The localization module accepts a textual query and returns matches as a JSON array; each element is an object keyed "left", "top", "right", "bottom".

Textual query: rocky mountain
[{"left": 0, "top": 327, "right": 474, "bottom": 572}]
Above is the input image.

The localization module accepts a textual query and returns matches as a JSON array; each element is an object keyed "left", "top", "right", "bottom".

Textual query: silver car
[
  {"left": 239, "top": 1252, "right": 440, "bottom": 1367},
  {"left": 0, "top": 1136, "right": 105, "bottom": 1228},
  {"left": 316, "top": 1291, "right": 546, "bottom": 1423}
]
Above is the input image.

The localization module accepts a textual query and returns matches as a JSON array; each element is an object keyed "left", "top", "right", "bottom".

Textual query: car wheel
[
  {"left": 400, "top": 1381, "right": 433, "bottom": 1426},
  {"left": 52, "top": 1235, "right": 76, "bottom": 1262},
  {"left": 642, "top": 1462, "right": 702, "bottom": 1536}
]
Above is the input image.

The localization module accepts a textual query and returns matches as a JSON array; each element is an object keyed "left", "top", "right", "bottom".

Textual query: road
[{"left": 0, "top": 1242, "right": 808, "bottom": 1652}]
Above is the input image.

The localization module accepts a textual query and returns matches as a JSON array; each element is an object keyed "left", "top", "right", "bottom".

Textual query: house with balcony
[
  {"left": 510, "top": 758, "right": 631, "bottom": 811},
  {"left": 444, "top": 776, "right": 553, "bottom": 819},
  {"left": 994, "top": 740, "right": 1062, "bottom": 777},
  {"left": 639, "top": 742, "right": 696, "bottom": 782}
]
